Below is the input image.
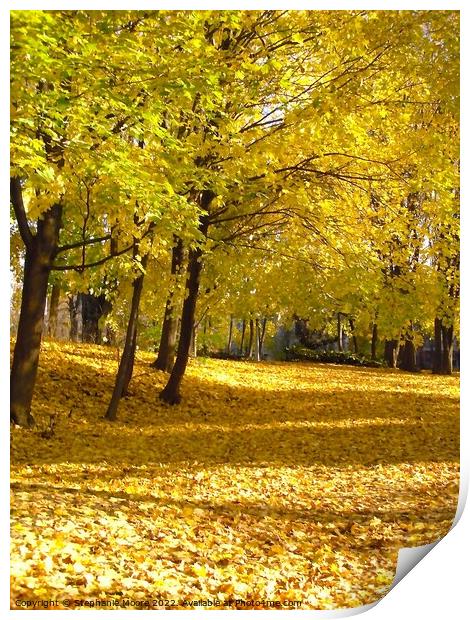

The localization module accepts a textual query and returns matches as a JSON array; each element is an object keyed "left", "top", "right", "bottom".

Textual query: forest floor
[{"left": 10, "top": 341, "right": 459, "bottom": 610}]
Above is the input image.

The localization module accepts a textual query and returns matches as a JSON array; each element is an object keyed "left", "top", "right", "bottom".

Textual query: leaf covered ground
[{"left": 10, "top": 341, "right": 459, "bottom": 609}]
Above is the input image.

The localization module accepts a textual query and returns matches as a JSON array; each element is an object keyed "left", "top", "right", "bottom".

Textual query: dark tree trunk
[
  {"left": 11, "top": 247, "right": 50, "bottom": 427},
  {"left": 349, "top": 318, "right": 358, "bottom": 354},
  {"left": 384, "top": 339, "right": 400, "bottom": 368},
  {"left": 68, "top": 295, "right": 81, "bottom": 341},
  {"left": 441, "top": 324, "right": 454, "bottom": 375},
  {"left": 47, "top": 284, "right": 60, "bottom": 337},
  {"left": 105, "top": 255, "right": 148, "bottom": 421},
  {"left": 10, "top": 190, "right": 62, "bottom": 427},
  {"left": 121, "top": 328, "right": 137, "bottom": 397},
  {"left": 247, "top": 319, "right": 254, "bottom": 358},
  {"left": 153, "top": 306, "right": 178, "bottom": 371},
  {"left": 152, "top": 237, "right": 184, "bottom": 372},
  {"left": 159, "top": 245, "right": 205, "bottom": 404},
  {"left": 432, "top": 317, "right": 443, "bottom": 374},
  {"left": 239, "top": 319, "right": 246, "bottom": 356},
  {"left": 337, "top": 313, "right": 343, "bottom": 352},
  {"left": 371, "top": 323, "right": 378, "bottom": 360},
  {"left": 81, "top": 293, "right": 111, "bottom": 344},
  {"left": 254, "top": 319, "right": 261, "bottom": 361},
  {"left": 159, "top": 192, "right": 213, "bottom": 405},
  {"left": 227, "top": 315, "right": 234, "bottom": 356},
  {"left": 398, "top": 323, "right": 418, "bottom": 372},
  {"left": 258, "top": 317, "right": 267, "bottom": 358},
  {"left": 399, "top": 339, "right": 417, "bottom": 372}
]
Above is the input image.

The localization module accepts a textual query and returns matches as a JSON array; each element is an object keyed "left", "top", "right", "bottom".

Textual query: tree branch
[
  {"left": 10, "top": 177, "right": 35, "bottom": 251},
  {"left": 55, "top": 234, "right": 112, "bottom": 255},
  {"left": 51, "top": 242, "right": 134, "bottom": 272}
]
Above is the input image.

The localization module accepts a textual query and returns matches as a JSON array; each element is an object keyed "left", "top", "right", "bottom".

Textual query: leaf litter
[{"left": 10, "top": 341, "right": 459, "bottom": 609}]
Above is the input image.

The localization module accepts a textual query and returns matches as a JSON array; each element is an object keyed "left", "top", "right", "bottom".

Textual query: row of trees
[{"left": 10, "top": 10, "right": 459, "bottom": 426}]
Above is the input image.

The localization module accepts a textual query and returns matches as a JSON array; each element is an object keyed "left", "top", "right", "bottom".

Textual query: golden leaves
[{"left": 10, "top": 341, "right": 459, "bottom": 609}]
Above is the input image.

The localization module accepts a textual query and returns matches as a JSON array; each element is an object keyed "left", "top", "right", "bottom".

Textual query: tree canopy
[{"left": 11, "top": 9, "right": 459, "bottom": 420}]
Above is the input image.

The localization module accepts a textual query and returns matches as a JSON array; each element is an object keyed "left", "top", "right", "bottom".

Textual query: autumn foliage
[
  {"left": 11, "top": 341, "right": 459, "bottom": 609},
  {"left": 10, "top": 9, "right": 459, "bottom": 610}
]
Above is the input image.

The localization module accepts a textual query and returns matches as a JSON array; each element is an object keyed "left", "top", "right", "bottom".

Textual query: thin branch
[
  {"left": 55, "top": 234, "right": 112, "bottom": 255},
  {"left": 223, "top": 240, "right": 324, "bottom": 269},
  {"left": 51, "top": 242, "right": 134, "bottom": 272}
]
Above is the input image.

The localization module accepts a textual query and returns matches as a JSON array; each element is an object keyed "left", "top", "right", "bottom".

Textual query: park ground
[{"left": 10, "top": 341, "right": 459, "bottom": 609}]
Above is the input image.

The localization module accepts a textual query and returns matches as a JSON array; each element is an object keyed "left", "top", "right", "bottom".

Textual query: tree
[
  {"left": 152, "top": 236, "right": 185, "bottom": 372},
  {"left": 10, "top": 10, "right": 459, "bottom": 422},
  {"left": 10, "top": 10, "right": 189, "bottom": 424}
]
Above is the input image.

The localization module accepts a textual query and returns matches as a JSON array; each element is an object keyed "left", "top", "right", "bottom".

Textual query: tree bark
[
  {"left": 10, "top": 189, "right": 62, "bottom": 427},
  {"left": 159, "top": 247, "right": 204, "bottom": 404},
  {"left": 81, "top": 293, "right": 111, "bottom": 344},
  {"left": 371, "top": 323, "right": 378, "bottom": 360},
  {"left": 398, "top": 322, "right": 418, "bottom": 372},
  {"left": 105, "top": 255, "right": 148, "bottom": 421},
  {"left": 337, "top": 313, "right": 343, "bottom": 352},
  {"left": 258, "top": 317, "right": 267, "bottom": 358},
  {"left": 159, "top": 206, "right": 211, "bottom": 405},
  {"left": 432, "top": 317, "right": 443, "bottom": 374},
  {"left": 47, "top": 284, "right": 60, "bottom": 337},
  {"left": 239, "top": 319, "right": 246, "bottom": 356},
  {"left": 399, "top": 339, "right": 417, "bottom": 372},
  {"left": 349, "top": 317, "right": 358, "bottom": 354},
  {"left": 68, "top": 295, "right": 81, "bottom": 341},
  {"left": 254, "top": 319, "right": 261, "bottom": 361},
  {"left": 384, "top": 339, "right": 399, "bottom": 368},
  {"left": 247, "top": 319, "right": 254, "bottom": 358},
  {"left": 121, "top": 328, "right": 137, "bottom": 397},
  {"left": 441, "top": 324, "right": 453, "bottom": 375},
  {"left": 226, "top": 315, "right": 234, "bottom": 356},
  {"left": 152, "top": 236, "right": 184, "bottom": 372}
]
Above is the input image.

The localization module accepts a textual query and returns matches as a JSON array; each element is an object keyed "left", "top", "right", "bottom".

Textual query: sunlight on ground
[{"left": 11, "top": 341, "right": 459, "bottom": 609}]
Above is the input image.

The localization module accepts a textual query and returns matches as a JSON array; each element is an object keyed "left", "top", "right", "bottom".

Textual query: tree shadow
[
  {"left": 17, "top": 342, "right": 459, "bottom": 468},
  {"left": 11, "top": 479, "right": 456, "bottom": 552}
]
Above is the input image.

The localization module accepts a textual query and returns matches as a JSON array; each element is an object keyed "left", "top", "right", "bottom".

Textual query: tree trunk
[
  {"left": 384, "top": 339, "right": 399, "bottom": 368},
  {"left": 152, "top": 236, "right": 184, "bottom": 372},
  {"left": 10, "top": 196, "right": 62, "bottom": 427},
  {"left": 371, "top": 323, "right": 378, "bottom": 360},
  {"left": 200, "top": 317, "right": 209, "bottom": 356},
  {"left": 258, "top": 317, "right": 267, "bottom": 358},
  {"left": 432, "top": 317, "right": 443, "bottom": 374},
  {"left": 239, "top": 319, "right": 246, "bottom": 356},
  {"left": 68, "top": 294, "right": 81, "bottom": 341},
  {"left": 159, "top": 193, "right": 213, "bottom": 405},
  {"left": 349, "top": 318, "right": 358, "bottom": 354},
  {"left": 398, "top": 322, "right": 418, "bottom": 372},
  {"left": 105, "top": 255, "right": 148, "bottom": 421},
  {"left": 254, "top": 319, "right": 261, "bottom": 361},
  {"left": 190, "top": 326, "right": 198, "bottom": 358},
  {"left": 81, "top": 293, "right": 111, "bottom": 344},
  {"left": 441, "top": 324, "right": 453, "bottom": 375},
  {"left": 47, "top": 284, "right": 60, "bottom": 337},
  {"left": 337, "top": 313, "right": 343, "bottom": 352},
  {"left": 153, "top": 306, "right": 179, "bottom": 371},
  {"left": 121, "top": 328, "right": 137, "bottom": 397},
  {"left": 399, "top": 339, "right": 417, "bottom": 372},
  {"left": 226, "top": 315, "right": 233, "bottom": 356},
  {"left": 247, "top": 319, "right": 254, "bottom": 358},
  {"left": 159, "top": 244, "right": 205, "bottom": 404}
]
